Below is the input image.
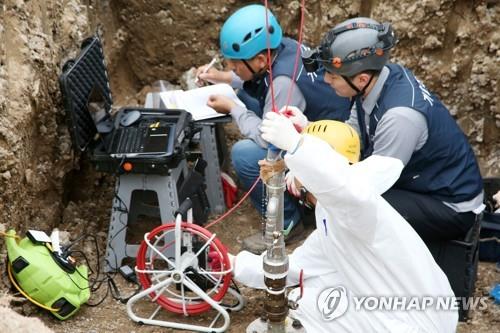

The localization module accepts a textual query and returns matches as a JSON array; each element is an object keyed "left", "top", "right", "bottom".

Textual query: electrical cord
[
  {"left": 0, "top": 231, "right": 20, "bottom": 239},
  {"left": 219, "top": 278, "right": 243, "bottom": 309},
  {"left": 59, "top": 228, "right": 139, "bottom": 307},
  {"left": 107, "top": 275, "right": 142, "bottom": 304},
  {"left": 85, "top": 282, "right": 110, "bottom": 307},
  {"left": 95, "top": 183, "right": 145, "bottom": 304},
  {"left": 69, "top": 250, "right": 109, "bottom": 289},
  {"left": 102, "top": 175, "right": 131, "bottom": 273},
  {"left": 205, "top": 176, "right": 261, "bottom": 229},
  {"left": 63, "top": 233, "right": 108, "bottom": 290}
]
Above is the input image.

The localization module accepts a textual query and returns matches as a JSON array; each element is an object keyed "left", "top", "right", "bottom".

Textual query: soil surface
[
  {"left": 0, "top": 0, "right": 499, "bottom": 332},
  {"left": 1, "top": 186, "right": 500, "bottom": 333}
]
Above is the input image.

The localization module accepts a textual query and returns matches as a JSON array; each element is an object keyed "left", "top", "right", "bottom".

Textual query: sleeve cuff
[
  {"left": 230, "top": 72, "right": 244, "bottom": 89},
  {"left": 229, "top": 104, "right": 246, "bottom": 118}
]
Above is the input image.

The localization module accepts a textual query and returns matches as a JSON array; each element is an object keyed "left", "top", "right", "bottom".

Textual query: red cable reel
[{"left": 135, "top": 222, "right": 232, "bottom": 315}]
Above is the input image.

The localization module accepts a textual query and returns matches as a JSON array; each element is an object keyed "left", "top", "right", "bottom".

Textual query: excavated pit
[{"left": 0, "top": 0, "right": 498, "bottom": 332}]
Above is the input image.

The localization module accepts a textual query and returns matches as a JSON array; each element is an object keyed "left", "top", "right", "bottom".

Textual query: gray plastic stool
[{"left": 105, "top": 160, "right": 188, "bottom": 271}]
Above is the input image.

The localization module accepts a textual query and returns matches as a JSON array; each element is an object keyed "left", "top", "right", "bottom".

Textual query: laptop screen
[{"left": 143, "top": 126, "right": 171, "bottom": 153}]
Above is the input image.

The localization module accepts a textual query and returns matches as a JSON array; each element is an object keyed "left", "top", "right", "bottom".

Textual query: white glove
[
  {"left": 278, "top": 106, "right": 309, "bottom": 132},
  {"left": 261, "top": 112, "right": 301, "bottom": 152},
  {"left": 285, "top": 171, "right": 300, "bottom": 197}
]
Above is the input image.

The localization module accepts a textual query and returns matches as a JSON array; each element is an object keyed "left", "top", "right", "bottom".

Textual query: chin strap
[
  {"left": 242, "top": 59, "right": 257, "bottom": 75},
  {"left": 342, "top": 74, "right": 375, "bottom": 98},
  {"left": 242, "top": 59, "right": 269, "bottom": 85},
  {"left": 243, "top": 48, "right": 281, "bottom": 85}
]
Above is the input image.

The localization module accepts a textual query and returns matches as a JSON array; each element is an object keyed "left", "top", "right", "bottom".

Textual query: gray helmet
[{"left": 319, "top": 17, "right": 397, "bottom": 77}]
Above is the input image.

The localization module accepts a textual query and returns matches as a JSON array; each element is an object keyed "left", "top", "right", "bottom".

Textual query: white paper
[{"left": 159, "top": 84, "right": 244, "bottom": 121}]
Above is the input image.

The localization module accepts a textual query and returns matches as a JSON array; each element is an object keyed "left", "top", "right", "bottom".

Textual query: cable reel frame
[{"left": 126, "top": 201, "right": 244, "bottom": 332}]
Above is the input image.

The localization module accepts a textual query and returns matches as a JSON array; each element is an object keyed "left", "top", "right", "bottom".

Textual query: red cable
[
  {"left": 135, "top": 7, "right": 309, "bottom": 315},
  {"left": 205, "top": 176, "right": 261, "bottom": 229},
  {"left": 135, "top": 177, "right": 262, "bottom": 315},
  {"left": 135, "top": 177, "right": 261, "bottom": 315},
  {"left": 143, "top": 177, "right": 262, "bottom": 255},
  {"left": 136, "top": 222, "right": 232, "bottom": 315},
  {"left": 285, "top": 0, "right": 306, "bottom": 109},
  {"left": 203, "top": 2, "right": 309, "bottom": 229},
  {"left": 264, "top": 0, "right": 277, "bottom": 113},
  {"left": 299, "top": 268, "right": 304, "bottom": 299}
]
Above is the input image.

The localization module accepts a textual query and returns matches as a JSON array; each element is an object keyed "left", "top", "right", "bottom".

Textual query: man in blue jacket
[
  {"left": 297, "top": 17, "right": 484, "bottom": 242},
  {"left": 196, "top": 4, "right": 351, "bottom": 253}
]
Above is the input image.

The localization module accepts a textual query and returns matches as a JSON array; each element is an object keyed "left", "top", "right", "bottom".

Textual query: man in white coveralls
[{"left": 232, "top": 112, "right": 458, "bottom": 332}]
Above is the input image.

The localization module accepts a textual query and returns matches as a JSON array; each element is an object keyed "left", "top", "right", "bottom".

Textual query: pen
[{"left": 196, "top": 57, "right": 217, "bottom": 84}]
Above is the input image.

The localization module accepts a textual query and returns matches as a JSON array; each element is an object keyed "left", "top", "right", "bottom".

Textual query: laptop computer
[
  {"left": 106, "top": 119, "right": 176, "bottom": 159},
  {"left": 60, "top": 35, "right": 191, "bottom": 174},
  {"left": 85, "top": 85, "right": 176, "bottom": 159}
]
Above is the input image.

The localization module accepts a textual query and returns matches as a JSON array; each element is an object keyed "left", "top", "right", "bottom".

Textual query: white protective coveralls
[{"left": 234, "top": 135, "right": 458, "bottom": 333}]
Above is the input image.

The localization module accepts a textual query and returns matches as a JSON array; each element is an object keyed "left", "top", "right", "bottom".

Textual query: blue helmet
[{"left": 220, "top": 4, "right": 283, "bottom": 60}]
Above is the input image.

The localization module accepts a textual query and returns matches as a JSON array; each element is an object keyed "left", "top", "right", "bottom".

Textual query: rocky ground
[
  {"left": 0, "top": 0, "right": 499, "bottom": 332},
  {"left": 0, "top": 185, "right": 499, "bottom": 333}
]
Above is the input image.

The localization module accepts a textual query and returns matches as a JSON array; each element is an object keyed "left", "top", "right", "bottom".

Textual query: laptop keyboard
[{"left": 115, "top": 127, "right": 149, "bottom": 153}]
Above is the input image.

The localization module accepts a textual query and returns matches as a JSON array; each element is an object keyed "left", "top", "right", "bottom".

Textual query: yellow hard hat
[{"left": 303, "top": 120, "right": 360, "bottom": 163}]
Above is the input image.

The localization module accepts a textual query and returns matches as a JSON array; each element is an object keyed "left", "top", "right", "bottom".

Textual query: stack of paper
[{"left": 159, "top": 84, "right": 244, "bottom": 121}]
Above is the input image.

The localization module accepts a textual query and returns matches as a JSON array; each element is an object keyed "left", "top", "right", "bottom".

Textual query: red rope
[
  {"left": 205, "top": 176, "right": 261, "bottom": 229},
  {"left": 264, "top": 0, "right": 277, "bottom": 113},
  {"left": 299, "top": 268, "right": 304, "bottom": 298},
  {"left": 285, "top": 0, "right": 306, "bottom": 109},
  {"left": 204, "top": 1, "right": 308, "bottom": 229}
]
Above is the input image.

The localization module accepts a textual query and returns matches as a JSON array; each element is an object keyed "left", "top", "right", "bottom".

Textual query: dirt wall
[
  {"left": 112, "top": 0, "right": 499, "bottom": 174},
  {"left": 1, "top": 0, "right": 89, "bottom": 232},
  {"left": 0, "top": 0, "right": 125, "bottom": 232}
]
